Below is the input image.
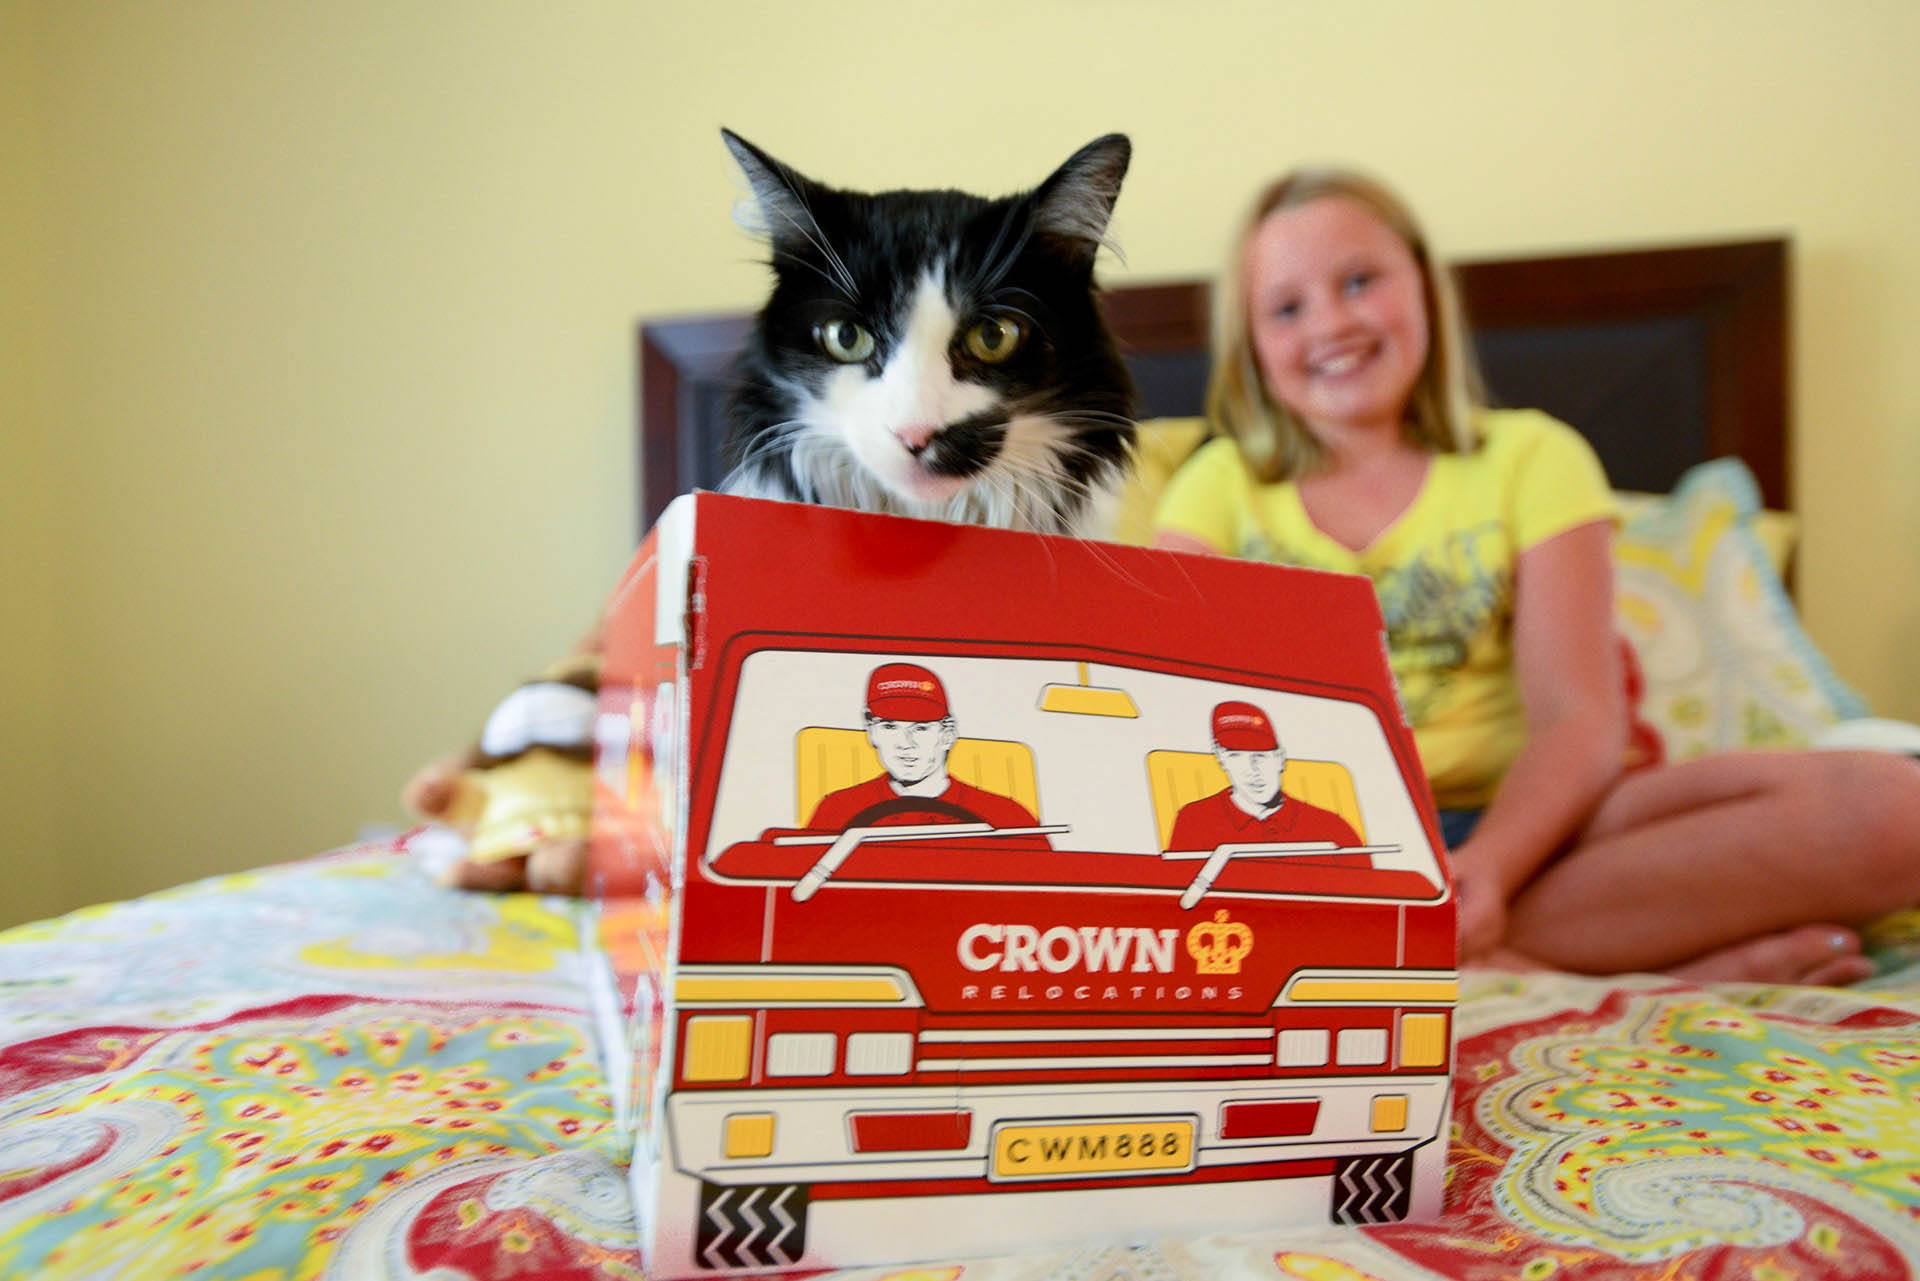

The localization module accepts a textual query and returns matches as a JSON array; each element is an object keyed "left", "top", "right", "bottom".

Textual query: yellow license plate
[{"left": 992, "top": 1119, "right": 1195, "bottom": 1179}]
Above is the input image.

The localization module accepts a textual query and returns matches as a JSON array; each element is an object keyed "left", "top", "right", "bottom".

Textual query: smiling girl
[{"left": 1154, "top": 167, "right": 1920, "bottom": 984}]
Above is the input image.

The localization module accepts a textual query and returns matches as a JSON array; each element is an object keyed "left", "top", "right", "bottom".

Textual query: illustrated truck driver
[
  {"left": 1165, "top": 700, "right": 1365, "bottom": 860},
  {"left": 804, "top": 662, "right": 1050, "bottom": 845}
]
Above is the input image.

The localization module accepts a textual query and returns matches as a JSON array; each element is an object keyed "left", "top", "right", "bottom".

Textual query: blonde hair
[{"left": 1207, "top": 166, "right": 1486, "bottom": 481}]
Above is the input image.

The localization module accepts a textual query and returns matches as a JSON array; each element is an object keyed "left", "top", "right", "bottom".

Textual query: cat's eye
[
  {"left": 816, "top": 319, "right": 875, "bottom": 364},
  {"left": 963, "top": 316, "right": 1025, "bottom": 364}
]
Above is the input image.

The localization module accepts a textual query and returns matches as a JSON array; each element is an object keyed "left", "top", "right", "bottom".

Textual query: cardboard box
[{"left": 590, "top": 492, "right": 1455, "bottom": 1277}]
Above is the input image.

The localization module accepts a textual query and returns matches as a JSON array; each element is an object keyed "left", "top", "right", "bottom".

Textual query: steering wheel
[{"left": 839, "top": 796, "right": 990, "bottom": 829}]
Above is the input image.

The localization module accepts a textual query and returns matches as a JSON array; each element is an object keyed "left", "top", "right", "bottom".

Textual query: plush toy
[{"left": 406, "top": 653, "right": 600, "bottom": 895}]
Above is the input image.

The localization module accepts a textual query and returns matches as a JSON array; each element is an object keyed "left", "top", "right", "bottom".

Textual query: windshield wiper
[
  {"left": 784, "top": 823, "right": 1070, "bottom": 901},
  {"left": 1175, "top": 842, "right": 1402, "bottom": 909}
]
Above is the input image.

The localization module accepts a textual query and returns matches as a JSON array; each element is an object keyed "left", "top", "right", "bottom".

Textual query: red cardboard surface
[{"left": 591, "top": 493, "right": 1456, "bottom": 1277}]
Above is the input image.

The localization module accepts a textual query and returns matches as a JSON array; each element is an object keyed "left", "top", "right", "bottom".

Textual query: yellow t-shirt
[{"left": 1152, "top": 409, "right": 1615, "bottom": 809}]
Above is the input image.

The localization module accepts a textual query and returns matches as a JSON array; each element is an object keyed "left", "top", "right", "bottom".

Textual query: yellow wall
[
  {"left": 2, "top": 2, "right": 67, "bottom": 926},
  {"left": 7, "top": 0, "right": 1918, "bottom": 927}
]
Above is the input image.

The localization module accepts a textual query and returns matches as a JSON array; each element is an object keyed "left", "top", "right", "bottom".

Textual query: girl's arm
[
  {"left": 1153, "top": 530, "right": 1223, "bottom": 556},
  {"left": 1450, "top": 519, "right": 1627, "bottom": 959}
]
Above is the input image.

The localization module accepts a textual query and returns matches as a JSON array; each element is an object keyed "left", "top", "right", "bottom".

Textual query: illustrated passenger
[
  {"left": 805, "top": 662, "right": 1049, "bottom": 843},
  {"left": 1166, "top": 701, "right": 1366, "bottom": 859}
]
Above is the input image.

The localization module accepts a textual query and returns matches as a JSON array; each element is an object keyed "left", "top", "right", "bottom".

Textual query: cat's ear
[
  {"left": 722, "top": 128, "right": 825, "bottom": 251},
  {"left": 1030, "top": 134, "right": 1131, "bottom": 264}
]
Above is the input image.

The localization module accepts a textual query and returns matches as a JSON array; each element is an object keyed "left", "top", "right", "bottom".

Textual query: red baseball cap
[
  {"left": 866, "top": 662, "right": 949, "bottom": 721},
  {"left": 1212, "top": 700, "right": 1278, "bottom": 750}
]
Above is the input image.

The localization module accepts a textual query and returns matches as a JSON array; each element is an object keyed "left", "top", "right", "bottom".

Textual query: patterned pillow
[{"left": 1614, "top": 458, "right": 1868, "bottom": 758}]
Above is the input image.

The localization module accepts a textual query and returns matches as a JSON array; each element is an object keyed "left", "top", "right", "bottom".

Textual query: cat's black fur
[{"left": 718, "top": 130, "right": 1137, "bottom": 537}]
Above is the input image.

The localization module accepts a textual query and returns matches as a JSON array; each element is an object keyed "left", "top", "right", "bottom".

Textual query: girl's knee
[
  {"left": 1818, "top": 747, "right": 1920, "bottom": 800},
  {"left": 1818, "top": 749, "right": 1920, "bottom": 874},
  {"left": 1863, "top": 750, "right": 1920, "bottom": 830}
]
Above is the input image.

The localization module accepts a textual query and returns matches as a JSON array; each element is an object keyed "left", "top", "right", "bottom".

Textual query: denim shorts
[{"left": 1437, "top": 808, "right": 1485, "bottom": 850}]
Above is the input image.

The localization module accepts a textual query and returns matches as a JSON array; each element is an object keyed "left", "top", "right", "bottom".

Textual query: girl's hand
[{"left": 1454, "top": 868, "right": 1509, "bottom": 961}]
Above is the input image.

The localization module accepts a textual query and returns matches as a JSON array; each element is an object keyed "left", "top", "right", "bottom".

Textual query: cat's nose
[{"left": 893, "top": 422, "right": 940, "bottom": 456}]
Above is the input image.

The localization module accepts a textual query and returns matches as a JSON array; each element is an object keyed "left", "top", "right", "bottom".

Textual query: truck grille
[{"left": 915, "top": 1025, "right": 1275, "bottom": 1075}]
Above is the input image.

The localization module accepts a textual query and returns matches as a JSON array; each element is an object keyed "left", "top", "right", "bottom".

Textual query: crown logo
[{"left": 1186, "top": 909, "right": 1253, "bottom": 975}]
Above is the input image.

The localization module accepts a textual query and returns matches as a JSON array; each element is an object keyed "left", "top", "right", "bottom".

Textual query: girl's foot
[
  {"left": 1464, "top": 946, "right": 1557, "bottom": 974},
  {"left": 1665, "top": 924, "right": 1875, "bottom": 987}
]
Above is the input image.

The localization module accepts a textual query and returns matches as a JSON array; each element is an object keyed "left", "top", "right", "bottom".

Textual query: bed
[{"left": 5, "top": 240, "right": 1917, "bottom": 1281}]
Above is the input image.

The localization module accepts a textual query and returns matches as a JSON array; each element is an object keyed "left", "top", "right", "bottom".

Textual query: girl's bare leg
[{"left": 1500, "top": 749, "right": 1920, "bottom": 976}]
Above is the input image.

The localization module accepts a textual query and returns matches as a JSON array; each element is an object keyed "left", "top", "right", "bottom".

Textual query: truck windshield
[{"left": 701, "top": 649, "right": 1445, "bottom": 904}]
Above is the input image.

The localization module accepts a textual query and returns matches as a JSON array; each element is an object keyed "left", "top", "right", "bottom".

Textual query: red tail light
[
  {"left": 848, "top": 1110, "right": 974, "bottom": 1153},
  {"left": 1219, "top": 1099, "right": 1320, "bottom": 1139}
]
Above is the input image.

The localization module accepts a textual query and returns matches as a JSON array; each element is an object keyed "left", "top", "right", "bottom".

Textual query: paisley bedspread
[{"left": 4, "top": 844, "right": 1918, "bottom": 1280}]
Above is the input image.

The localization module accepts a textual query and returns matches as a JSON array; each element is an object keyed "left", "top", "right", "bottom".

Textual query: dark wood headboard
[{"left": 637, "top": 238, "right": 1788, "bottom": 536}]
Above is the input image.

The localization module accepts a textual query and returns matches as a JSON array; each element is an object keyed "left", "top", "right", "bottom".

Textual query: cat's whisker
[
  {"left": 742, "top": 245, "right": 858, "bottom": 307},
  {"left": 982, "top": 232, "right": 1034, "bottom": 296},
  {"left": 991, "top": 303, "right": 1041, "bottom": 332},
  {"left": 746, "top": 166, "right": 859, "bottom": 303},
  {"left": 997, "top": 450, "right": 1075, "bottom": 533},
  {"left": 972, "top": 206, "right": 1035, "bottom": 296},
  {"left": 772, "top": 212, "right": 860, "bottom": 302},
  {"left": 1052, "top": 436, "right": 1139, "bottom": 475},
  {"left": 783, "top": 183, "right": 861, "bottom": 301},
  {"left": 990, "top": 445, "right": 1162, "bottom": 593},
  {"left": 997, "top": 286, "right": 1045, "bottom": 312},
  {"left": 1043, "top": 408, "right": 1138, "bottom": 428},
  {"left": 986, "top": 471, "right": 1038, "bottom": 538},
  {"left": 722, "top": 424, "right": 814, "bottom": 484},
  {"left": 769, "top": 248, "right": 858, "bottom": 302},
  {"left": 1066, "top": 523, "right": 1165, "bottom": 596},
  {"left": 1017, "top": 491, "right": 1066, "bottom": 585},
  {"left": 725, "top": 415, "right": 812, "bottom": 459},
  {"left": 969, "top": 209, "right": 1018, "bottom": 295}
]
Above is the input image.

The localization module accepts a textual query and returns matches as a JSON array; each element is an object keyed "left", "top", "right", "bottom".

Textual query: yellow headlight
[
  {"left": 1370, "top": 1095, "right": 1409, "bottom": 1133},
  {"left": 724, "top": 1113, "right": 776, "bottom": 1159},
  {"left": 683, "top": 1015, "right": 752, "bottom": 1081},
  {"left": 1397, "top": 1012, "right": 1449, "bottom": 1068}
]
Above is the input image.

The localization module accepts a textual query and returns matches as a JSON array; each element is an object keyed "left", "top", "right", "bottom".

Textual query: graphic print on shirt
[
  {"left": 1241, "top": 522, "right": 1508, "bottom": 726},
  {"left": 1371, "top": 520, "right": 1509, "bottom": 723}
]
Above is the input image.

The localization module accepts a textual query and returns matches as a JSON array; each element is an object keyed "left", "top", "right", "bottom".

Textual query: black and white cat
[{"left": 718, "top": 130, "right": 1138, "bottom": 538}]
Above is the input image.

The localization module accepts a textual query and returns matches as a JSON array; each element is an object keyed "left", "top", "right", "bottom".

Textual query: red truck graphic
[{"left": 592, "top": 494, "right": 1456, "bottom": 1277}]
